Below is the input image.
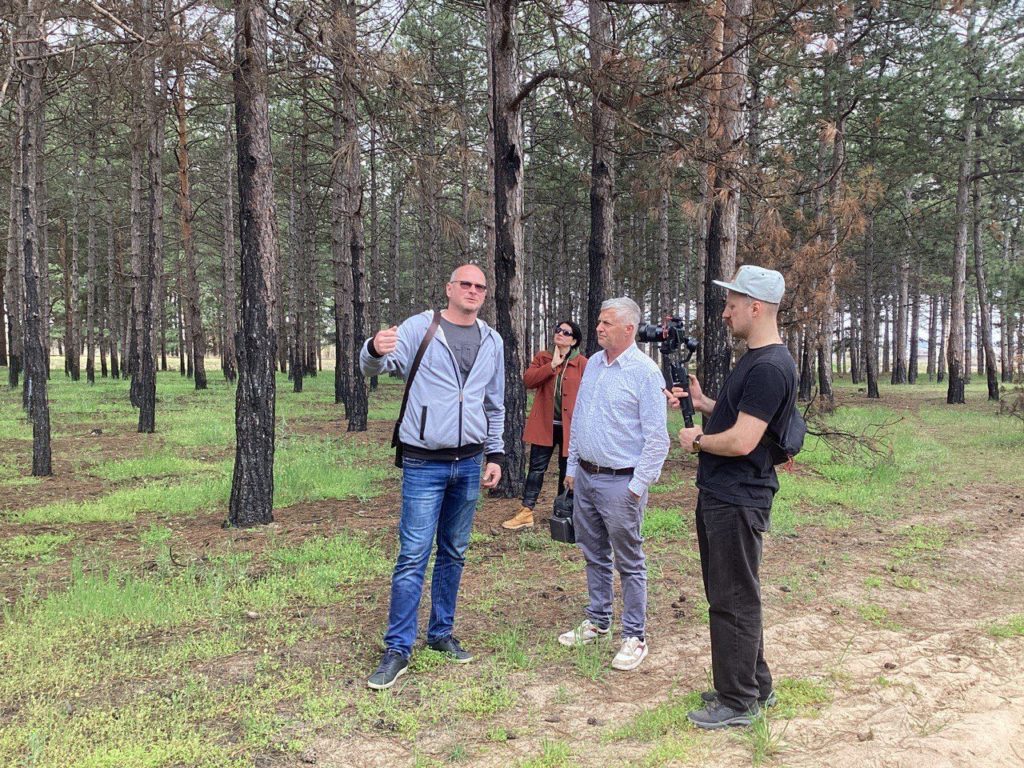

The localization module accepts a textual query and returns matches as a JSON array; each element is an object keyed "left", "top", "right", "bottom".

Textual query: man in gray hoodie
[{"left": 360, "top": 264, "right": 505, "bottom": 689}]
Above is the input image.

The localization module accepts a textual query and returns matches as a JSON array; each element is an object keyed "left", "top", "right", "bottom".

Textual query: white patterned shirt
[{"left": 566, "top": 343, "right": 670, "bottom": 496}]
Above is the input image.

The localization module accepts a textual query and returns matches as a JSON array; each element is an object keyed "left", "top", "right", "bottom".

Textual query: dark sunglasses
[
  {"left": 451, "top": 280, "right": 488, "bottom": 292},
  {"left": 554, "top": 326, "right": 574, "bottom": 337}
]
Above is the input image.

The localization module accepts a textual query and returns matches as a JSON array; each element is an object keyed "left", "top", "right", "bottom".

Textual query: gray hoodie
[{"left": 360, "top": 310, "right": 506, "bottom": 460}]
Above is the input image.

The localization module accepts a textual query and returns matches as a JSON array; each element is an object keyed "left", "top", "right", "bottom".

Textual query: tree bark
[
  {"left": 863, "top": 212, "right": 879, "bottom": 399},
  {"left": 971, "top": 151, "right": 998, "bottom": 401},
  {"left": 489, "top": 0, "right": 527, "bottom": 498},
  {"left": 701, "top": 0, "right": 750, "bottom": 399},
  {"left": 222, "top": 109, "right": 238, "bottom": 383},
  {"left": 334, "top": 0, "right": 369, "bottom": 432},
  {"left": 5, "top": 128, "right": 22, "bottom": 387},
  {"left": 926, "top": 292, "right": 937, "bottom": 381},
  {"left": 86, "top": 134, "right": 98, "bottom": 383},
  {"left": 584, "top": 0, "right": 616, "bottom": 357},
  {"left": 172, "top": 27, "right": 207, "bottom": 390},
  {"left": 229, "top": 0, "right": 279, "bottom": 527},
  {"left": 106, "top": 204, "right": 121, "bottom": 379},
  {"left": 18, "top": 0, "right": 52, "bottom": 475},
  {"left": 331, "top": 60, "right": 352, "bottom": 409},
  {"left": 908, "top": 265, "right": 920, "bottom": 384},
  {"left": 947, "top": 112, "right": 972, "bottom": 404}
]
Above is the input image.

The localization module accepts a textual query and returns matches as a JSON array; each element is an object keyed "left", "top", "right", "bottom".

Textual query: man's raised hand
[{"left": 373, "top": 326, "right": 399, "bottom": 355}]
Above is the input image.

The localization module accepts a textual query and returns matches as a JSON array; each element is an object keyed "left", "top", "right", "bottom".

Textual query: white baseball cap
[{"left": 713, "top": 265, "right": 785, "bottom": 304}]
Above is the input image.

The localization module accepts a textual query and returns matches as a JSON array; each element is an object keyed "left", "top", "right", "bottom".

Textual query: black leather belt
[{"left": 579, "top": 459, "right": 634, "bottom": 476}]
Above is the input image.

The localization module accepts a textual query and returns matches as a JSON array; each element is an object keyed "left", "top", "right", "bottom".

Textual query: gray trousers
[{"left": 573, "top": 468, "right": 648, "bottom": 639}]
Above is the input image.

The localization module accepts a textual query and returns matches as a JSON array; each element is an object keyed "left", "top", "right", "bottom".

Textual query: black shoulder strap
[{"left": 392, "top": 311, "right": 442, "bottom": 448}]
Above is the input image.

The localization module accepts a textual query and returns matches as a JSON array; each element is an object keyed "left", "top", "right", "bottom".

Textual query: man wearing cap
[{"left": 671, "top": 265, "right": 798, "bottom": 729}]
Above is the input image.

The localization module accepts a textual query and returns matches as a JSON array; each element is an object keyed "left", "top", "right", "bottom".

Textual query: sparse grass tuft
[
  {"left": 606, "top": 691, "right": 704, "bottom": 742},
  {"left": 988, "top": 614, "right": 1024, "bottom": 638},
  {"left": 772, "top": 677, "right": 833, "bottom": 719},
  {"left": 0, "top": 533, "right": 74, "bottom": 561},
  {"left": 516, "top": 739, "right": 573, "bottom": 768},
  {"left": 739, "top": 712, "right": 788, "bottom": 766}
]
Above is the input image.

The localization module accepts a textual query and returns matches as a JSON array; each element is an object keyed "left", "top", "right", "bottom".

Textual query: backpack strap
[{"left": 392, "top": 311, "right": 442, "bottom": 455}]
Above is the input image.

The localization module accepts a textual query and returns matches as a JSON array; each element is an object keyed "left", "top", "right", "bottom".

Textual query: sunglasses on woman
[{"left": 554, "top": 327, "right": 574, "bottom": 337}]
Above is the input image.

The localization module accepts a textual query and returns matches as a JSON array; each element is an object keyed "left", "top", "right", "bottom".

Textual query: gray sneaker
[
  {"left": 367, "top": 649, "right": 409, "bottom": 690},
  {"left": 701, "top": 689, "right": 777, "bottom": 708},
  {"left": 687, "top": 700, "right": 761, "bottom": 730}
]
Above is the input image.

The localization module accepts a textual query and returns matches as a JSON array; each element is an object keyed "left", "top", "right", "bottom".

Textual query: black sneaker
[
  {"left": 367, "top": 649, "right": 409, "bottom": 690},
  {"left": 427, "top": 636, "right": 473, "bottom": 663},
  {"left": 687, "top": 700, "right": 761, "bottom": 730},
  {"left": 701, "top": 689, "right": 777, "bottom": 708}
]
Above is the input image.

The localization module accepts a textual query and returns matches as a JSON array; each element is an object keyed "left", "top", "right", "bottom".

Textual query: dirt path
[{"left": 305, "top": 482, "right": 1024, "bottom": 768}]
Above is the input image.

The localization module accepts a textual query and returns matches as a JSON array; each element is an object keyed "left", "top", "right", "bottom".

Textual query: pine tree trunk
[
  {"left": 337, "top": 0, "right": 369, "bottom": 432},
  {"left": 489, "top": 0, "right": 527, "bottom": 498},
  {"left": 222, "top": 110, "right": 238, "bottom": 383},
  {"left": 18, "top": 0, "right": 52, "bottom": 475},
  {"left": 937, "top": 293, "right": 948, "bottom": 383},
  {"left": 35, "top": 95, "right": 50, "bottom": 379},
  {"left": 584, "top": 0, "right": 615, "bottom": 358},
  {"left": 926, "top": 293, "right": 937, "bottom": 380},
  {"left": 173, "top": 45, "right": 207, "bottom": 390},
  {"left": 86, "top": 137, "right": 97, "bottom": 384},
  {"left": 128, "top": 112, "right": 145, "bottom": 402},
  {"left": 106, "top": 206, "right": 121, "bottom": 379},
  {"left": 229, "top": 0, "right": 279, "bottom": 527},
  {"left": 892, "top": 244, "right": 909, "bottom": 384},
  {"left": 971, "top": 157, "right": 998, "bottom": 401},
  {"left": 288, "top": 164, "right": 303, "bottom": 393},
  {"left": 138, "top": 29, "right": 163, "bottom": 434},
  {"left": 908, "top": 266, "right": 920, "bottom": 384},
  {"left": 331, "top": 67, "right": 352, "bottom": 409},
  {"left": 864, "top": 213, "right": 879, "bottom": 399},
  {"left": 66, "top": 155, "right": 81, "bottom": 381},
  {"left": 6, "top": 129, "right": 23, "bottom": 388}
]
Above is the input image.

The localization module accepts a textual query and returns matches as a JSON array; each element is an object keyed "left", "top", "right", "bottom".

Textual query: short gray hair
[{"left": 601, "top": 297, "right": 641, "bottom": 328}]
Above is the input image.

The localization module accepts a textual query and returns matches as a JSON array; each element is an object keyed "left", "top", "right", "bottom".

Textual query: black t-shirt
[{"left": 696, "top": 344, "right": 798, "bottom": 509}]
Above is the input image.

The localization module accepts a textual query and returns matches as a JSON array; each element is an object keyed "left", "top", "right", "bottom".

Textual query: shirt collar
[{"left": 600, "top": 343, "right": 640, "bottom": 368}]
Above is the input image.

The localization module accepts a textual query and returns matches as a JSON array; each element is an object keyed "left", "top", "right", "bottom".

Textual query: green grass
[
  {"left": 642, "top": 506, "right": 688, "bottom": 540},
  {"left": 890, "top": 524, "right": 948, "bottom": 561},
  {"left": 1, "top": 364, "right": 1020, "bottom": 764},
  {"left": 0, "top": 531, "right": 388, "bottom": 765},
  {"left": 772, "top": 677, "right": 833, "bottom": 719},
  {"left": 988, "top": 613, "right": 1024, "bottom": 638},
  {"left": 0, "top": 533, "right": 75, "bottom": 561},
  {"left": 516, "top": 740, "right": 574, "bottom": 768},
  {"left": 606, "top": 691, "right": 704, "bottom": 742}
]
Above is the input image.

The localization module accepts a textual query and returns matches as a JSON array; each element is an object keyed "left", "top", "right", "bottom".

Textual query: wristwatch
[{"left": 692, "top": 434, "right": 703, "bottom": 454}]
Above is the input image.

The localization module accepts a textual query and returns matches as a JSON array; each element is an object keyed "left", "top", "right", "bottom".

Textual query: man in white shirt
[{"left": 560, "top": 297, "right": 670, "bottom": 671}]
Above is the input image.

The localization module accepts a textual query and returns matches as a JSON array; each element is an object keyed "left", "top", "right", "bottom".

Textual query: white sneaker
[
  {"left": 558, "top": 619, "right": 610, "bottom": 647},
  {"left": 612, "top": 636, "right": 648, "bottom": 670}
]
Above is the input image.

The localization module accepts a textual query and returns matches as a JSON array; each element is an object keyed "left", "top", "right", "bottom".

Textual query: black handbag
[{"left": 549, "top": 490, "right": 575, "bottom": 544}]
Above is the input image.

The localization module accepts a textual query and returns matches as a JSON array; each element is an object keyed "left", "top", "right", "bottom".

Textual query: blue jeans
[{"left": 384, "top": 454, "right": 482, "bottom": 657}]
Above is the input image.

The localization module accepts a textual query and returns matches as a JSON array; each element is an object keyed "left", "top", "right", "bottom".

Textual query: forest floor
[{"left": 1, "top": 361, "right": 1023, "bottom": 768}]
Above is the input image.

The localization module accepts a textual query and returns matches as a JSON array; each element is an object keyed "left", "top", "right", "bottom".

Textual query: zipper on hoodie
[{"left": 439, "top": 323, "right": 489, "bottom": 461}]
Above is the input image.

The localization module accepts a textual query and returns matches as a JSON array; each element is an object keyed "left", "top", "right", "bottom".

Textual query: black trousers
[
  {"left": 696, "top": 491, "right": 773, "bottom": 711},
  {"left": 521, "top": 424, "right": 566, "bottom": 509}
]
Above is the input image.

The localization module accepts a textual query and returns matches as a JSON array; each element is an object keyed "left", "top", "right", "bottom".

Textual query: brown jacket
[{"left": 522, "top": 349, "right": 587, "bottom": 456}]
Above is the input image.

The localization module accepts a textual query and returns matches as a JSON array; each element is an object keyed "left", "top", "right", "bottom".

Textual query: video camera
[{"left": 637, "top": 317, "right": 699, "bottom": 428}]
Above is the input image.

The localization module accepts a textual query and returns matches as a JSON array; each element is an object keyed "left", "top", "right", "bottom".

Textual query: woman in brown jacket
[{"left": 502, "top": 320, "right": 587, "bottom": 530}]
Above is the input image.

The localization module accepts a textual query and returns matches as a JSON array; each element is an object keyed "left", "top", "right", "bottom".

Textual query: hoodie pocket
[{"left": 419, "top": 406, "right": 428, "bottom": 441}]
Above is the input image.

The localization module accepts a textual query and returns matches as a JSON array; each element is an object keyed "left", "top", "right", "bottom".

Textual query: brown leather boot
[{"left": 502, "top": 506, "right": 534, "bottom": 530}]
